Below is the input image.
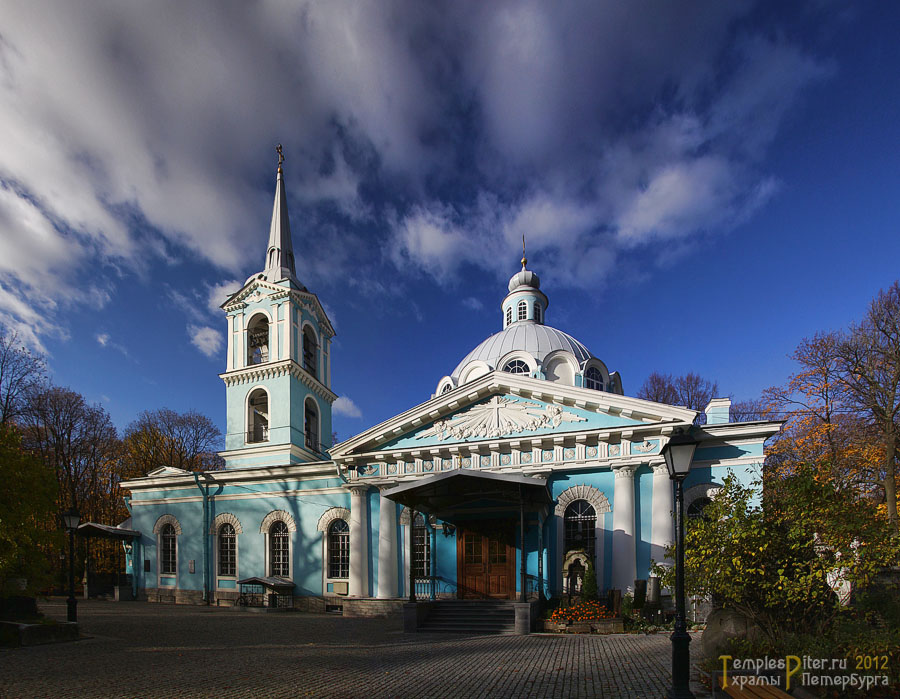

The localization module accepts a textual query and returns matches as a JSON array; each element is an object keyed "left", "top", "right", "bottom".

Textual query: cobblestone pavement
[{"left": 0, "top": 600, "right": 708, "bottom": 698}]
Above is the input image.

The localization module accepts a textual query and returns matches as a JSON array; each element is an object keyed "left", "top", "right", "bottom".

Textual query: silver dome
[{"left": 451, "top": 321, "right": 594, "bottom": 379}]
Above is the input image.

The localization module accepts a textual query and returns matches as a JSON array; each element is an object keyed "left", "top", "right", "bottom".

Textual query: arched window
[
  {"left": 584, "top": 366, "right": 604, "bottom": 391},
  {"left": 303, "top": 326, "right": 318, "bottom": 378},
  {"left": 441, "top": 383, "right": 452, "bottom": 394},
  {"left": 564, "top": 500, "right": 596, "bottom": 561},
  {"left": 502, "top": 359, "right": 530, "bottom": 375},
  {"left": 161, "top": 523, "right": 177, "bottom": 574},
  {"left": 247, "top": 389, "right": 269, "bottom": 443},
  {"left": 246, "top": 315, "right": 269, "bottom": 365},
  {"left": 534, "top": 303, "right": 542, "bottom": 323},
  {"left": 505, "top": 307, "right": 513, "bottom": 327},
  {"left": 413, "top": 513, "right": 431, "bottom": 577},
  {"left": 517, "top": 300, "right": 527, "bottom": 321},
  {"left": 269, "top": 520, "right": 290, "bottom": 578},
  {"left": 687, "top": 497, "right": 712, "bottom": 520},
  {"left": 328, "top": 519, "right": 349, "bottom": 579},
  {"left": 218, "top": 523, "right": 236, "bottom": 576},
  {"left": 305, "top": 399, "right": 319, "bottom": 452}
]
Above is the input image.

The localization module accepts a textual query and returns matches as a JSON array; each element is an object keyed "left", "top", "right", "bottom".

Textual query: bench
[{"left": 718, "top": 675, "right": 791, "bottom": 698}]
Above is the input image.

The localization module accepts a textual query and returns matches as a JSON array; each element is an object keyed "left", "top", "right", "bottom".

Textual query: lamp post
[
  {"left": 62, "top": 507, "right": 80, "bottom": 623},
  {"left": 661, "top": 427, "right": 699, "bottom": 699}
]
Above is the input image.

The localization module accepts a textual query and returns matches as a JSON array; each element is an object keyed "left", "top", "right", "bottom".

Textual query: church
[{"left": 121, "top": 155, "right": 779, "bottom": 628}]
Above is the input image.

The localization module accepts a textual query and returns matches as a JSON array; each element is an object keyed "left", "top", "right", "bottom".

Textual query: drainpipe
[
  {"left": 122, "top": 497, "right": 138, "bottom": 600},
  {"left": 193, "top": 473, "right": 210, "bottom": 605}
]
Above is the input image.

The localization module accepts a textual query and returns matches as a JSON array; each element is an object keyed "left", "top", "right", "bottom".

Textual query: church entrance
[{"left": 456, "top": 524, "right": 516, "bottom": 599}]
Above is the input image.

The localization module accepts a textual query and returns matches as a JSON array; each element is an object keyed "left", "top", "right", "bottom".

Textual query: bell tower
[{"left": 218, "top": 146, "right": 336, "bottom": 469}]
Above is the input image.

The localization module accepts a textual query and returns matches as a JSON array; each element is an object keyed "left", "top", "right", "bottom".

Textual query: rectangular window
[
  {"left": 413, "top": 525, "right": 431, "bottom": 577},
  {"left": 161, "top": 534, "right": 176, "bottom": 575},
  {"left": 218, "top": 534, "right": 236, "bottom": 576},
  {"left": 328, "top": 531, "right": 349, "bottom": 579}
]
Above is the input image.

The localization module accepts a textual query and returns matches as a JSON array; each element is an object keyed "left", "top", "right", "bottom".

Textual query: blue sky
[{"left": 1, "top": 1, "right": 899, "bottom": 444}]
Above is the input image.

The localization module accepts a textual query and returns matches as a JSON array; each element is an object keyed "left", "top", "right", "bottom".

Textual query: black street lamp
[
  {"left": 661, "top": 427, "right": 699, "bottom": 699},
  {"left": 62, "top": 507, "right": 80, "bottom": 623}
]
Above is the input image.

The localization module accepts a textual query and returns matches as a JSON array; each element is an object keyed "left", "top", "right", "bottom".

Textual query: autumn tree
[
  {"left": 122, "top": 408, "right": 223, "bottom": 477},
  {"left": 0, "top": 330, "right": 46, "bottom": 426},
  {"left": 837, "top": 282, "right": 900, "bottom": 530}
]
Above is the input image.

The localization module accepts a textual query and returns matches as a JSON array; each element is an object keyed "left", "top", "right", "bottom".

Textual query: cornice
[
  {"left": 121, "top": 460, "right": 337, "bottom": 491},
  {"left": 219, "top": 359, "right": 337, "bottom": 403}
]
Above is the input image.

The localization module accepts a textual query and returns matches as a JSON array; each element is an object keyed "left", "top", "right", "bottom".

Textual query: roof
[
  {"left": 451, "top": 322, "right": 594, "bottom": 378},
  {"left": 236, "top": 576, "right": 295, "bottom": 589},
  {"left": 77, "top": 521, "right": 141, "bottom": 539}
]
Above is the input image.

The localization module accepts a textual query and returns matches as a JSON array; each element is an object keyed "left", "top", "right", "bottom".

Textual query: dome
[
  {"left": 508, "top": 268, "right": 540, "bottom": 292},
  {"left": 451, "top": 322, "right": 593, "bottom": 379}
]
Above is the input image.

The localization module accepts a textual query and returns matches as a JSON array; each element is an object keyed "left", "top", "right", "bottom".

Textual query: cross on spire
[
  {"left": 276, "top": 143, "right": 284, "bottom": 172},
  {"left": 521, "top": 235, "right": 527, "bottom": 270}
]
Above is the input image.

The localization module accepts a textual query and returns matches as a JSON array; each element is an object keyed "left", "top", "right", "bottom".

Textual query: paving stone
[{"left": 0, "top": 599, "right": 706, "bottom": 698}]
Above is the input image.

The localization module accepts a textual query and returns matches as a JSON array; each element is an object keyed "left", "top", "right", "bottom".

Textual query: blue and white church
[{"left": 122, "top": 157, "right": 779, "bottom": 624}]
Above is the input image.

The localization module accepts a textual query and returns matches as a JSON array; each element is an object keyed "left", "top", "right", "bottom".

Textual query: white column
[
  {"left": 376, "top": 488, "right": 398, "bottom": 598},
  {"left": 226, "top": 315, "right": 234, "bottom": 371},
  {"left": 612, "top": 465, "right": 637, "bottom": 592},
  {"left": 349, "top": 486, "right": 369, "bottom": 597},
  {"left": 651, "top": 463, "right": 675, "bottom": 571},
  {"left": 271, "top": 305, "right": 280, "bottom": 362}
]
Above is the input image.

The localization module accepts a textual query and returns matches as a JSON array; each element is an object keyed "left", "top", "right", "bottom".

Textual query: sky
[{"left": 1, "top": 1, "right": 899, "bottom": 445}]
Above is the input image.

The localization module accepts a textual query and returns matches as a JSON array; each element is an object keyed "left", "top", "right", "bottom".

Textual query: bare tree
[
  {"left": 122, "top": 408, "right": 223, "bottom": 476},
  {"left": 22, "top": 386, "right": 119, "bottom": 518},
  {"left": 0, "top": 329, "right": 46, "bottom": 426},
  {"left": 729, "top": 398, "right": 773, "bottom": 423},
  {"left": 637, "top": 371, "right": 720, "bottom": 423},
  {"left": 837, "top": 281, "right": 900, "bottom": 529}
]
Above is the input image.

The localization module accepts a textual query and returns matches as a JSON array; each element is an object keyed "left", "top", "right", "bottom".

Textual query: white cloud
[
  {"left": 333, "top": 396, "right": 362, "bottom": 418},
  {"left": 189, "top": 325, "right": 223, "bottom": 358},
  {"left": 206, "top": 280, "right": 242, "bottom": 315},
  {"left": 96, "top": 333, "right": 109, "bottom": 347}
]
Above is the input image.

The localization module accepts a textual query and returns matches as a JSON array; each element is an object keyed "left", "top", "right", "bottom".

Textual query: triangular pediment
[
  {"left": 145, "top": 466, "right": 193, "bottom": 477},
  {"left": 222, "top": 278, "right": 335, "bottom": 338},
  {"left": 330, "top": 371, "right": 696, "bottom": 460}
]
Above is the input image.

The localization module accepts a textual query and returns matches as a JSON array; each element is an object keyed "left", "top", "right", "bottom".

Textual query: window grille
[
  {"left": 502, "top": 359, "right": 529, "bottom": 375},
  {"left": 305, "top": 401, "right": 319, "bottom": 451},
  {"left": 505, "top": 307, "right": 512, "bottom": 326},
  {"left": 564, "top": 500, "right": 596, "bottom": 560},
  {"left": 161, "top": 523, "right": 177, "bottom": 574},
  {"left": 328, "top": 519, "right": 349, "bottom": 579},
  {"left": 218, "top": 523, "right": 236, "bottom": 576},
  {"left": 517, "top": 300, "right": 527, "bottom": 321},
  {"left": 269, "top": 520, "right": 290, "bottom": 577},
  {"left": 413, "top": 514, "right": 431, "bottom": 577},
  {"left": 303, "top": 329, "right": 318, "bottom": 377},
  {"left": 584, "top": 366, "right": 604, "bottom": 391}
]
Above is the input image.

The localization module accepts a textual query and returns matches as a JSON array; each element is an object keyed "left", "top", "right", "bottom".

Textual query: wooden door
[{"left": 457, "top": 526, "right": 515, "bottom": 599}]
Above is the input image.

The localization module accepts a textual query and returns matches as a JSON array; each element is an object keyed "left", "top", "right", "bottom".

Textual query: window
[
  {"left": 247, "top": 389, "right": 269, "bottom": 443},
  {"left": 584, "top": 366, "right": 604, "bottom": 391},
  {"left": 502, "top": 359, "right": 530, "bottom": 375},
  {"left": 505, "top": 307, "right": 512, "bottom": 327},
  {"left": 564, "top": 500, "right": 596, "bottom": 561},
  {"left": 161, "top": 523, "right": 177, "bottom": 574},
  {"left": 246, "top": 315, "right": 269, "bottom": 365},
  {"left": 269, "top": 521, "right": 290, "bottom": 578},
  {"left": 303, "top": 326, "right": 318, "bottom": 378},
  {"left": 534, "top": 303, "right": 542, "bottom": 323},
  {"left": 413, "top": 514, "right": 431, "bottom": 577},
  {"left": 517, "top": 300, "right": 527, "bottom": 321},
  {"left": 441, "top": 383, "right": 452, "bottom": 394},
  {"left": 218, "top": 523, "right": 236, "bottom": 576},
  {"left": 328, "top": 519, "right": 349, "bottom": 579},
  {"left": 305, "top": 399, "right": 319, "bottom": 452},
  {"left": 687, "top": 497, "right": 712, "bottom": 520}
]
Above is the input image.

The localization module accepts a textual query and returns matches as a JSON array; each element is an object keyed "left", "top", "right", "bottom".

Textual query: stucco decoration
[
  {"left": 153, "top": 514, "right": 182, "bottom": 535},
  {"left": 415, "top": 396, "right": 586, "bottom": 442},
  {"left": 684, "top": 483, "right": 723, "bottom": 510},
  {"left": 399, "top": 508, "right": 438, "bottom": 527},
  {"left": 554, "top": 484, "right": 611, "bottom": 517},
  {"left": 209, "top": 512, "right": 243, "bottom": 535},
  {"left": 633, "top": 440, "right": 658, "bottom": 453},
  {"left": 316, "top": 507, "right": 350, "bottom": 532},
  {"left": 260, "top": 509, "right": 297, "bottom": 533}
]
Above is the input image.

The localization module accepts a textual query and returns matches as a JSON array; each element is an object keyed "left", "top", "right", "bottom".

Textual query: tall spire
[{"left": 263, "top": 144, "right": 298, "bottom": 284}]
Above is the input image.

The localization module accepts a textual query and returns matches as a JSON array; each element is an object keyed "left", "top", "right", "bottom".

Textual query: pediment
[
  {"left": 330, "top": 371, "right": 695, "bottom": 459},
  {"left": 222, "top": 278, "right": 335, "bottom": 338},
  {"left": 145, "top": 466, "right": 193, "bottom": 477}
]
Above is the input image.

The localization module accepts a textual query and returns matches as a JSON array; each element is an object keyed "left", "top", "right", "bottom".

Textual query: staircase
[{"left": 418, "top": 600, "right": 517, "bottom": 634}]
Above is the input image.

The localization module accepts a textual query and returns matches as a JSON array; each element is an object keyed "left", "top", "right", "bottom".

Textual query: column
[
  {"left": 612, "top": 465, "right": 637, "bottom": 592},
  {"left": 650, "top": 463, "right": 675, "bottom": 571},
  {"left": 226, "top": 315, "right": 234, "bottom": 371},
  {"left": 376, "top": 488, "right": 398, "bottom": 598},
  {"left": 349, "top": 486, "right": 369, "bottom": 597}
]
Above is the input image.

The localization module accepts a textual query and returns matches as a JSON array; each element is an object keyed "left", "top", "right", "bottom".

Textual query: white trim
[
  {"left": 684, "top": 482, "right": 723, "bottom": 511},
  {"left": 259, "top": 509, "right": 297, "bottom": 533},
  {"left": 317, "top": 507, "right": 350, "bottom": 532},
  {"left": 154, "top": 516, "right": 180, "bottom": 590},
  {"left": 320, "top": 508, "right": 351, "bottom": 594},
  {"left": 214, "top": 519, "right": 240, "bottom": 583},
  {"left": 130, "top": 486, "right": 347, "bottom": 506},
  {"left": 245, "top": 386, "right": 271, "bottom": 446},
  {"left": 210, "top": 512, "right": 243, "bottom": 535},
  {"left": 459, "top": 360, "right": 492, "bottom": 385},
  {"left": 262, "top": 511, "right": 295, "bottom": 580},
  {"left": 497, "top": 350, "right": 538, "bottom": 376},
  {"left": 153, "top": 513, "right": 182, "bottom": 535}
]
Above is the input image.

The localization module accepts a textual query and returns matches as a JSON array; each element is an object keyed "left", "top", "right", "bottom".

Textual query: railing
[
  {"left": 413, "top": 576, "right": 457, "bottom": 599},
  {"left": 247, "top": 427, "right": 269, "bottom": 443}
]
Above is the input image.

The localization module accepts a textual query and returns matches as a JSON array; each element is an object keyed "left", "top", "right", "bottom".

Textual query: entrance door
[{"left": 457, "top": 526, "right": 516, "bottom": 599}]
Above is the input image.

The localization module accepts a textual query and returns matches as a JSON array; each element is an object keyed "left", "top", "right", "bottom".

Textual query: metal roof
[{"left": 451, "top": 322, "right": 595, "bottom": 378}]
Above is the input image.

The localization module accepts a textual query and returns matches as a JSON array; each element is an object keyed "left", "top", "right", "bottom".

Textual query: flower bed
[{"left": 544, "top": 600, "right": 624, "bottom": 634}]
